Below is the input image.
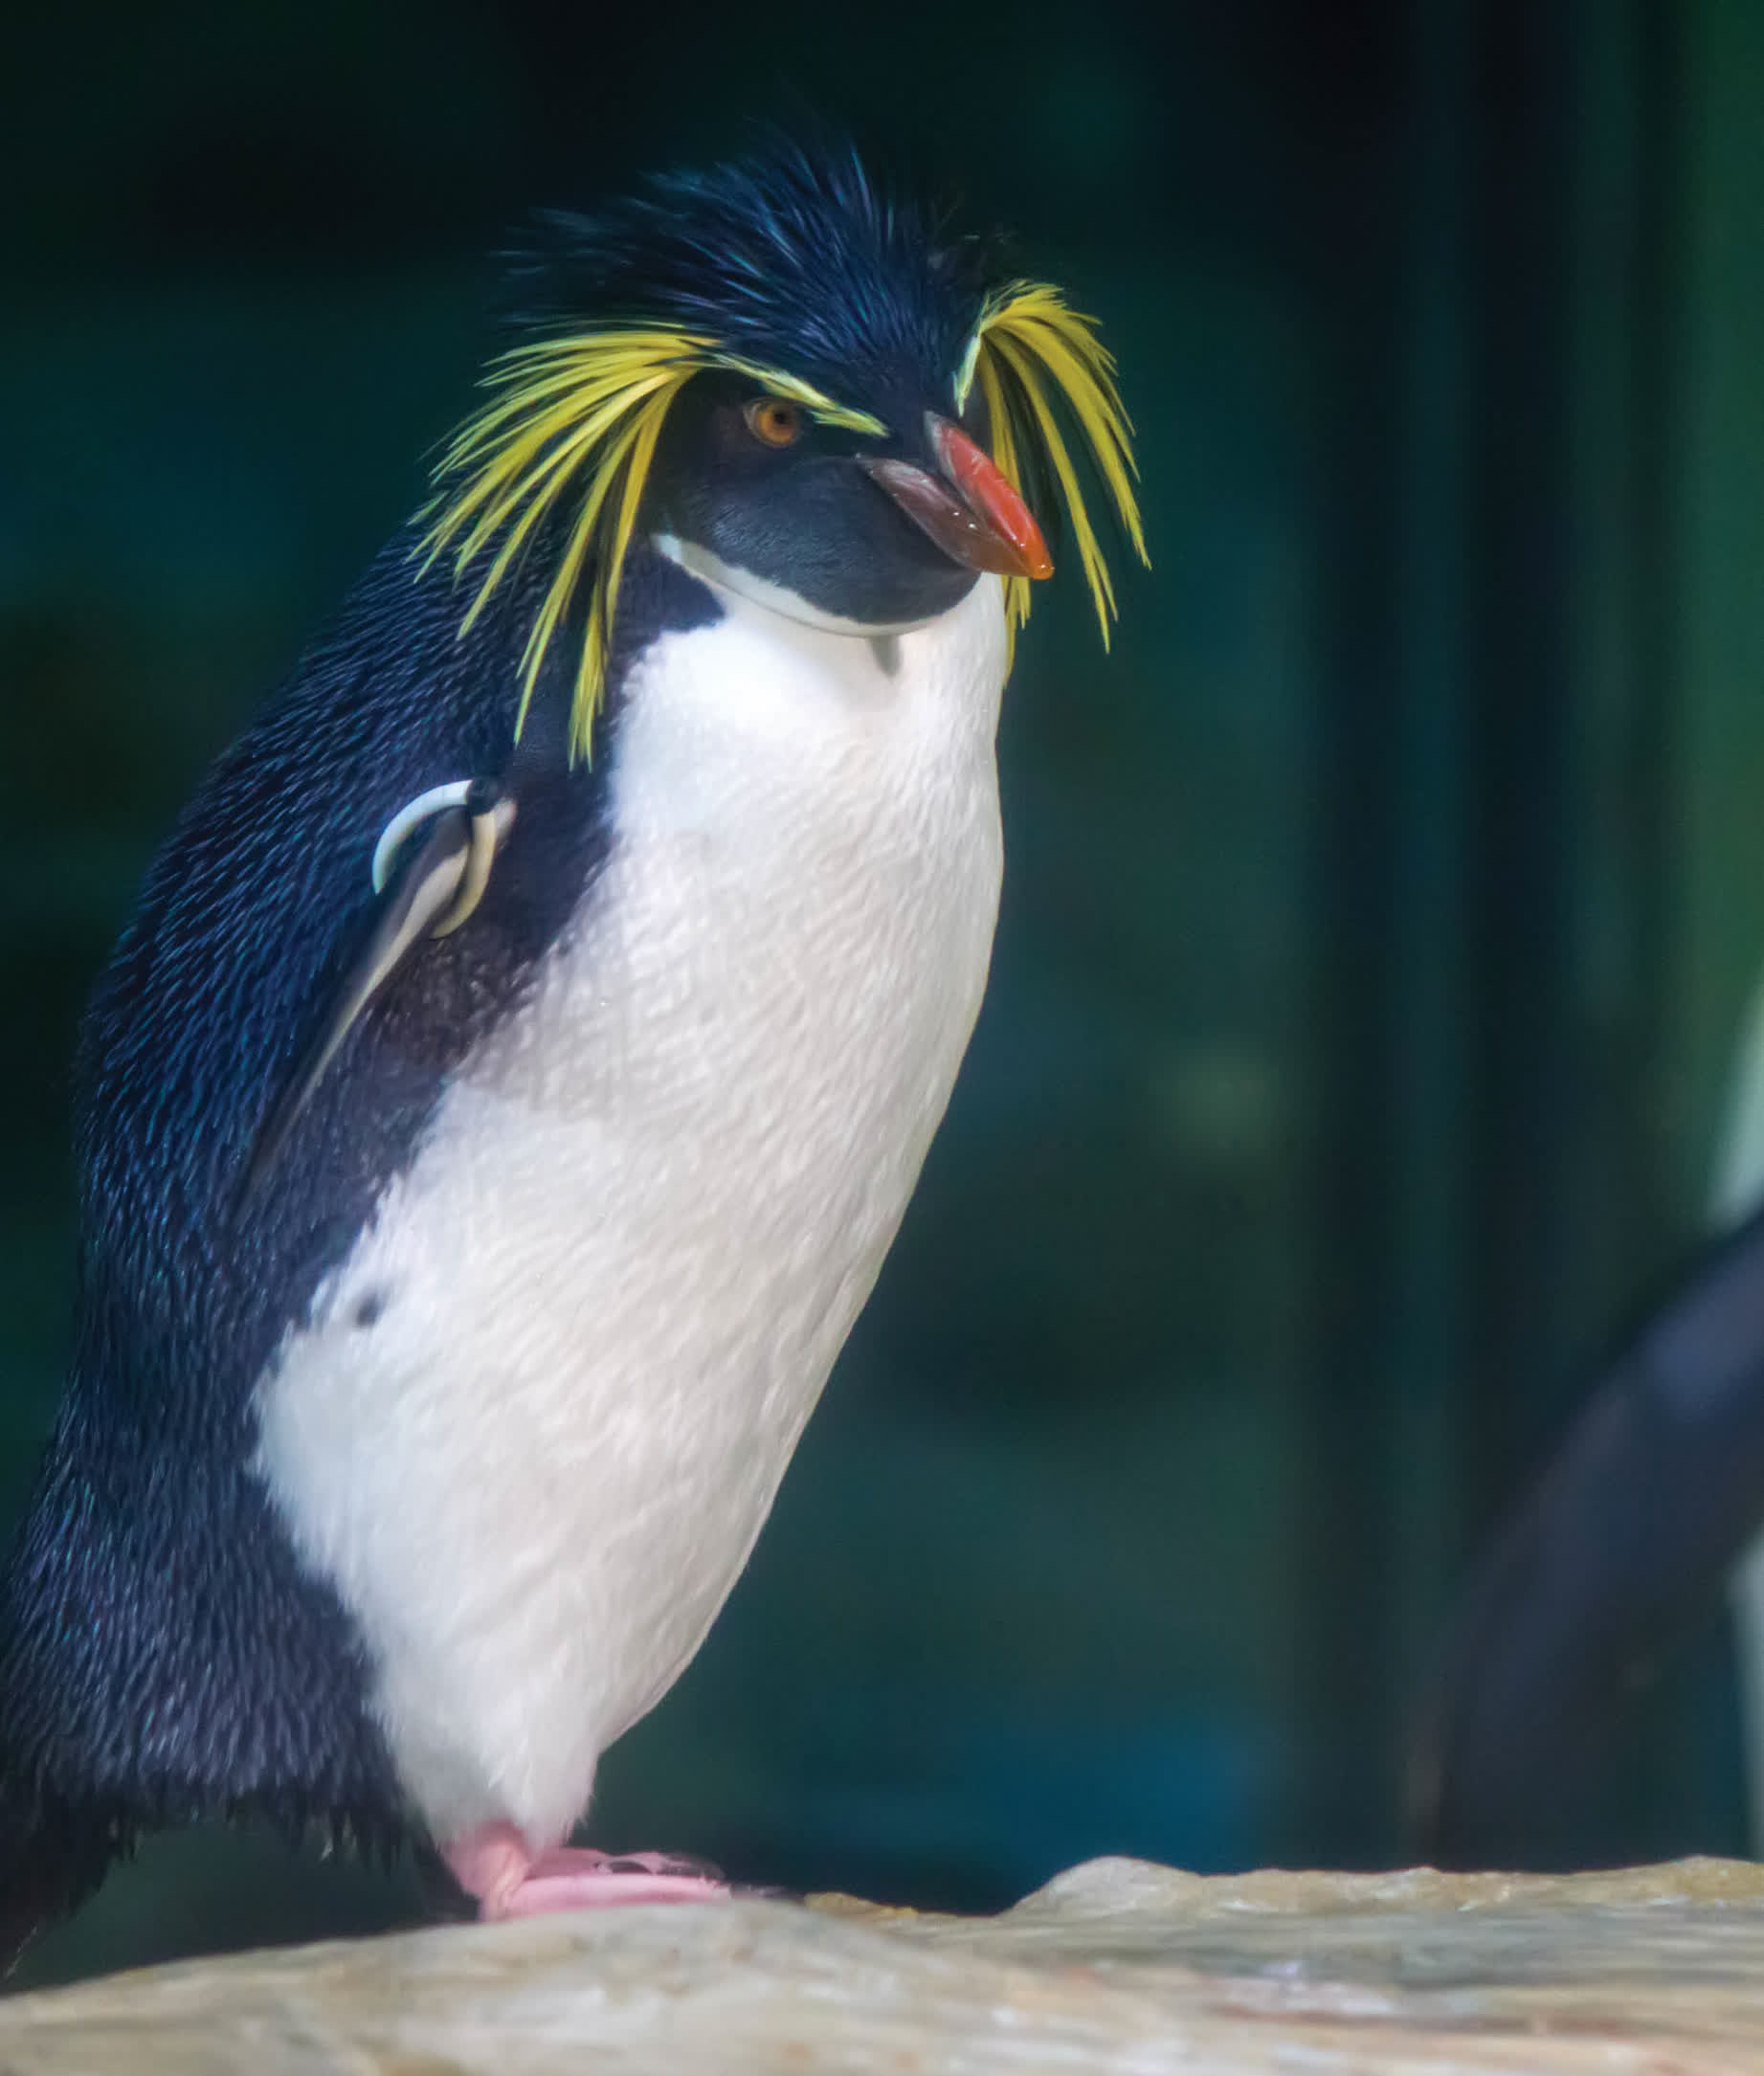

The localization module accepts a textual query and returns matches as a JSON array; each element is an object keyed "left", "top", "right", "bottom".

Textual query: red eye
[{"left": 745, "top": 397, "right": 803, "bottom": 448}]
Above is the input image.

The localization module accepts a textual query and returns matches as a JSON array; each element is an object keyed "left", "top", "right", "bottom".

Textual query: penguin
[
  {"left": 0, "top": 142, "right": 1147, "bottom": 1953},
  {"left": 1410, "top": 975, "right": 1764, "bottom": 1866},
  {"left": 1407, "top": 1205, "right": 1764, "bottom": 1864}
]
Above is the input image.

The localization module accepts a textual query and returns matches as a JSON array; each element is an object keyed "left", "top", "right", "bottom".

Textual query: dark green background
[{"left": 3, "top": 0, "right": 1761, "bottom": 1986}]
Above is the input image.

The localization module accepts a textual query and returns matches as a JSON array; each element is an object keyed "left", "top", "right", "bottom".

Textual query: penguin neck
[
  {"left": 609, "top": 547, "right": 1006, "bottom": 774},
  {"left": 650, "top": 531, "right": 967, "bottom": 640}
]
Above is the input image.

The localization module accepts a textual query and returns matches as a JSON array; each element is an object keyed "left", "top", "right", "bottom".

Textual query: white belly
[{"left": 253, "top": 575, "right": 1005, "bottom": 1845}]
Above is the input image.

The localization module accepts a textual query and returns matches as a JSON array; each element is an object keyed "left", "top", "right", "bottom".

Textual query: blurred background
[{"left": 4, "top": 0, "right": 1763, "bottom": 1986}]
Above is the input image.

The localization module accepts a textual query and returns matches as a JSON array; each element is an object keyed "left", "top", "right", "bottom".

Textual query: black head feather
[{"left": 506, "top": 140, "right": 1004, "bottom": 417}]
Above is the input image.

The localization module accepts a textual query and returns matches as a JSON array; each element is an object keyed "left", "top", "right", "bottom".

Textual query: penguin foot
[{"left": 443, "top": 1821, "right": 731, "bottom": 1919}]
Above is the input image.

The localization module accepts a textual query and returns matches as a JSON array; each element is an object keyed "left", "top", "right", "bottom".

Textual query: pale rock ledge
[{"left": 7, "top": 1855, "right": 1764, "bottom": 2072}]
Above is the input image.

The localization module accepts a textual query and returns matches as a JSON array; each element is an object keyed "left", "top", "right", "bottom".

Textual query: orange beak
[{"left": 858, "top": 413, "right": 1054, "bottom": 581}]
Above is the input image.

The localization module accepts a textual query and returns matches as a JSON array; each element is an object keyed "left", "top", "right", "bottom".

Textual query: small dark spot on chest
[{"left": 352, "top": 1287, "right": 391, "bottom": 1329}]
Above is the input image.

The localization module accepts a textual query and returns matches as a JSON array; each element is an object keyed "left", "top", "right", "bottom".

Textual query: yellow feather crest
[
  {"left": 423, "top": 285, "right": 1144, "bottom": 764},
  {"left": 420, "top": 329, "right": 883, "bottom": 764},
  {"left": 956, "top": 281, "right": 1149, "bottom": 658}
]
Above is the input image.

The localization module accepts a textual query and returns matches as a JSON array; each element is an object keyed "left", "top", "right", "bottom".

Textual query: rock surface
[{"left": 6, "top": 1856, "right": 1764, "bottom": 2072}]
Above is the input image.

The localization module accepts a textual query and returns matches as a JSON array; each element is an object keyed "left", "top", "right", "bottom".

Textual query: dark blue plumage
[
  {"left": 510, "top": 143, "right": 1000, "bottom": 431},
  {"left": 0, "top": 536, "right": 720, "bottom": 1960}
]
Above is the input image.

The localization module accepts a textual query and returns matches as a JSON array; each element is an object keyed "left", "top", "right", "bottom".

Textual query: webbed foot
[{"left": 443, "top": 1821, "right": 730, "bottom": 1919}]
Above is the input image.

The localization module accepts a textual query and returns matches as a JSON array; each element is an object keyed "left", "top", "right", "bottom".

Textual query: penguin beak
[{"left": 859, "top": 413, "right": 1055, "bottom": 581}]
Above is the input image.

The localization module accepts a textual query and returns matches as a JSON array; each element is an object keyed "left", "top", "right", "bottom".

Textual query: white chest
[{"left": 253, "top": 575, "right": 1006, "bottom": 1845}]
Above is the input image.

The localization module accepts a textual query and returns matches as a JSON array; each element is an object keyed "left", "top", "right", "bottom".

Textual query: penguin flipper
[{"left": 239, "top": 783, "right": 510, "bottom": 1202}]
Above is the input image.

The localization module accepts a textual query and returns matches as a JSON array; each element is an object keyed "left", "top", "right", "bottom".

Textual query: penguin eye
[{"left": 744, "top": 397, "right": 803, "bottom": 448}]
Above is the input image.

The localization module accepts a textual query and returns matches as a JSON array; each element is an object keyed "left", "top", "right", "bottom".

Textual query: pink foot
[{"left": 444, "top": 1821, "right": 732, "bottom": 1920}]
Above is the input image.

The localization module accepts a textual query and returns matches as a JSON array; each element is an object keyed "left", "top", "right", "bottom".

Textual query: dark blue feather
[{"left": 507, "top": 140, "right": 1005, "bottom": 422}]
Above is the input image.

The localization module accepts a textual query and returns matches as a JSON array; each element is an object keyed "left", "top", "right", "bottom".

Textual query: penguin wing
[
  {"left": 1408, "top": 1208, "right": 1764, "bottom": 1862},
  {"left": 239, "top": 782, "right": 511, "bottom": 1202}
]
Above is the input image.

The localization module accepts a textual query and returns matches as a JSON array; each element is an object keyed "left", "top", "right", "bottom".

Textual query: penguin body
[
  {"left": 0, "top": 143, "right": 1145, "bottom": 1948},
  {"left": 255, "top": 564, "right": 1005, "bottom": 1846}
]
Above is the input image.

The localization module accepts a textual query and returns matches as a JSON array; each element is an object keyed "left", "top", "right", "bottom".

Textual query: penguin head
[
  {"left": 644, "top": 369, "right": 1050, "bottom": 637},
  {"left": 425, "top": 141, "right": 1148, "bottom": 759}
]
